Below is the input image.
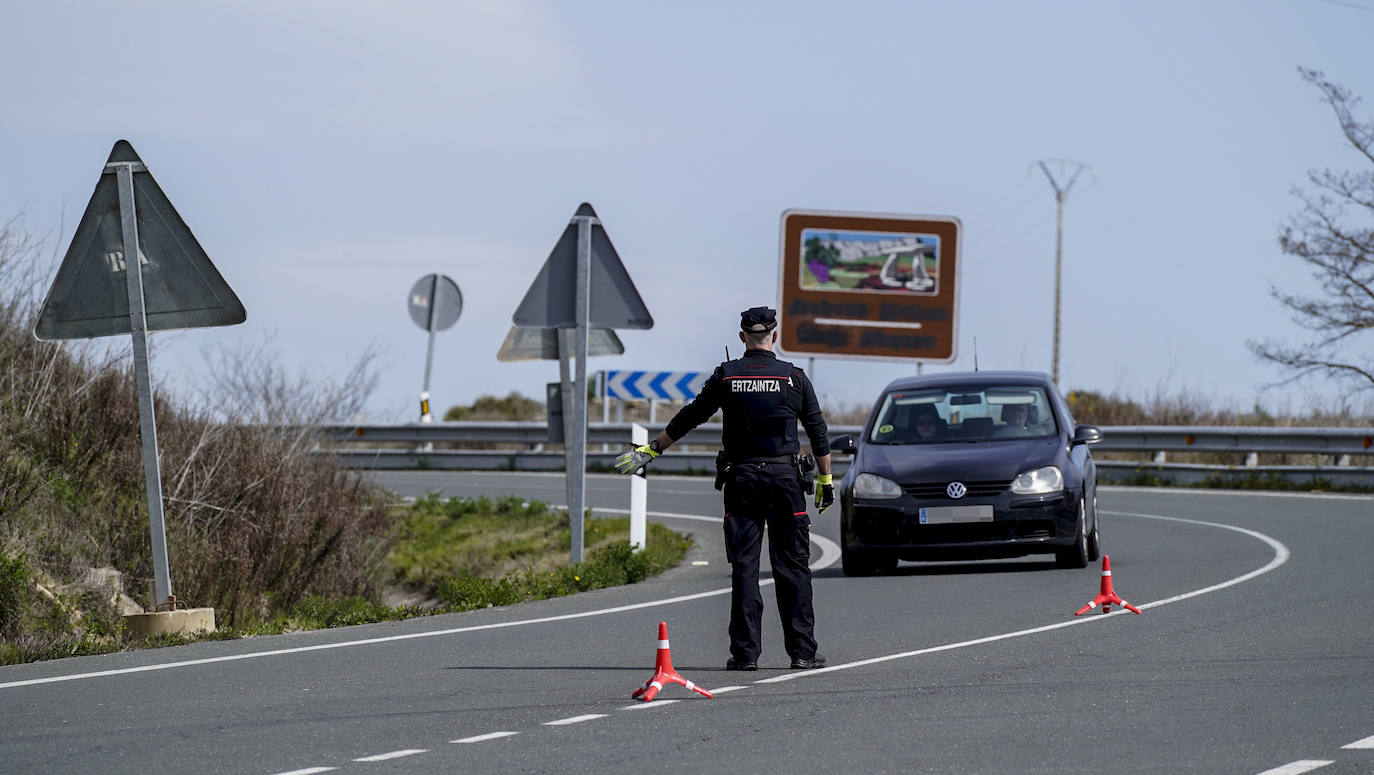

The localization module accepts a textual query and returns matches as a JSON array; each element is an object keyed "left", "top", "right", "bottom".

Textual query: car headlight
[
  {"left": 1011, "top": 465, "right": 1063, "bottom": 495},
  {"left": 854, "top": 473, "right": 902, "bottom": 499}
]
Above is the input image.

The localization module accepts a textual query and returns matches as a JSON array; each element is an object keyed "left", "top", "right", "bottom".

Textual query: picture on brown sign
[{"left": 798, "top": 229, "right": 941, "bottom": 295}]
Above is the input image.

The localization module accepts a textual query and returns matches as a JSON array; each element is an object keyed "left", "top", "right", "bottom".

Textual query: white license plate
[{"left": 918, "top": 505, "right": 994, "bottom": 524}]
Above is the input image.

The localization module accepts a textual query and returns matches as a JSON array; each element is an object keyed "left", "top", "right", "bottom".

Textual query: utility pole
[{"left": 1034, "top": 159, "right": 1091, "bottom": 385}]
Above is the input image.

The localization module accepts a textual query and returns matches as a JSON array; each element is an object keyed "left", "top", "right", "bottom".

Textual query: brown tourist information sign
[{"left": 777, "top": 208, "right": 961, "bottom": 363}]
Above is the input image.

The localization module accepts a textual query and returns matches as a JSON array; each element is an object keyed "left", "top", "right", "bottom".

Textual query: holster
[
  {"left": 797, "top": 452, "right": 817, "bottom": 492},
  {"left": 713, "top": 450, "right": 729, "bottom": 491}
]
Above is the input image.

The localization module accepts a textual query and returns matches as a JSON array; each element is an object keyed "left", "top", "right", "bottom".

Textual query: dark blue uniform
[{"left": 664, "top": 348, "right": 830, "bottom": 664}]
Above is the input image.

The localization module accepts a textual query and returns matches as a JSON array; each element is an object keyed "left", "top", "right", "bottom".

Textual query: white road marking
[
  {"left": 0, "top": 512, "right": 837, "bottom": 692},
  {"left": 621, "top": 699, "right": 680, "bottom": 710},
  {"left": 268, "top": 768, "right": 336, "bottom": 775},
  {"left": 352, "top": 749, "right": 427, "bottom": 762},
  {"left": 255, "top": 504, "right": 1291, "bottom": 775},
  {"left": 0, "top": 508, "right": 1279, "bottom": 698},
  {"left": 1255, "top": 761, "right": 1334, "bottom": 775},
  {"left": 755, "top": 511, "right": 1290, "bottom": 684},
  {"left": 598, "top": 508, "right": 842, "bottom": 569},
  {"left": 543, "top": 714, "right": 607, "bottom": 726},
  {"left": 1343, "top": 734, "right": 1374, "bottom": 749},
  {"left": 450, "top": 731, "right": 519, "bottom": 743}
]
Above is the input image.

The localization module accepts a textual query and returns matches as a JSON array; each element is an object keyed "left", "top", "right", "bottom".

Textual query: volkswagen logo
[{"left": 946, "top": 481, "right": 967, "bottom": 499}]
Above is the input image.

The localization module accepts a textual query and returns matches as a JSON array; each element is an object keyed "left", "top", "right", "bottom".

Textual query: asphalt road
[{"left": 2, "top": 472, "right": 1371, "bottom": 775}]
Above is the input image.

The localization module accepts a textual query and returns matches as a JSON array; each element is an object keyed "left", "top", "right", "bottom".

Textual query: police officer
[{"left": 614, "top": 306, "right": 834, "bottom": 671}]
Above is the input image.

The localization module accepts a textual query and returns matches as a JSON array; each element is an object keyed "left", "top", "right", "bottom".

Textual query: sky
[{"left": 3, "top": 0, "right": 1372, "bottom": 421}]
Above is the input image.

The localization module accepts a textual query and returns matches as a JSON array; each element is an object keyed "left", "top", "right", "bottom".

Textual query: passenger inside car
[{"left": 912, "top": 405, "right": 946, "bottom": 442}]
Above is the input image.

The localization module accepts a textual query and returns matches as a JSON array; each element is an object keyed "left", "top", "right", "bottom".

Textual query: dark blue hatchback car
[{"left": 832, "top": 370, "right": 1103, "bottom": 576}]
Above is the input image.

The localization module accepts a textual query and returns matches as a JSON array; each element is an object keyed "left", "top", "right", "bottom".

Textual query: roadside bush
[
  {"left": 0, "top": 217, "right": 396, "bottom": 633},
  {"left": 0, "top": 548, "right": 32, "bottom": 638},
  {"left": 288, "top": 595, "right": 410, "bottom": 629},
  {"left": 444, "top": 392, "right": 544, "bottom": 421}
]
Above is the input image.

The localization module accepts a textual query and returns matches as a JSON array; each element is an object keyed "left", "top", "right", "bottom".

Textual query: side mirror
[
  {"left": 830, "top": 434, "right": 858, "bottom": 454},
  {"left": 1071, "top": 425, "right": 1103, "bottom": 446}
]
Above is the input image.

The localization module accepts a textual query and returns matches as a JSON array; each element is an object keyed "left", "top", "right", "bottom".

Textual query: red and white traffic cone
[
  {"left": 1074, "top": 555, "right": 1142, "bottom": 616},
  {"left": 631, "top": 622, "right": 713, "bottom": 702}
]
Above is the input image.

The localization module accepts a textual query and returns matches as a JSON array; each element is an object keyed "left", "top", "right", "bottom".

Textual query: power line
[{"left": 1317, "top": 0, "right": 1374, "bottom": 12}]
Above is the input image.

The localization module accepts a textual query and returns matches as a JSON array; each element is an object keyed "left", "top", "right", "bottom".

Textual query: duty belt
[{"left": 732, "top": 454, "right": 795, "bottom": 465}]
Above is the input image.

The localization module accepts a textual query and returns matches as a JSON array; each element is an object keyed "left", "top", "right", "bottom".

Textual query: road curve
[{"left": 1, "top": 474, "right": 1370, "bottom": 775}]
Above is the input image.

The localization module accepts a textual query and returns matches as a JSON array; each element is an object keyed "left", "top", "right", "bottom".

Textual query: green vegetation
[
  {"left": 0, "top": 494, "right": 694, "bottom": 666},
  {"left": 803, "top": 234, "right": 842, "bottom": 269},
  {"left": 387, "top": 494, "right": 689, "bottom": 588},
  {"left": 0, "top": 548, "right": 33, "bottom": 639}
]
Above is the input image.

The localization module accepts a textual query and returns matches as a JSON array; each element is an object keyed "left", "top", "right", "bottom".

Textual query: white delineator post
[{"left": 630, "top": 423, "right": 647, "bottom": 552}]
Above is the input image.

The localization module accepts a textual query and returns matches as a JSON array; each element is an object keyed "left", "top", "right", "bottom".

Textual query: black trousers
[{"left": 722, "top": 461, "right": 818, "bottom": 662}]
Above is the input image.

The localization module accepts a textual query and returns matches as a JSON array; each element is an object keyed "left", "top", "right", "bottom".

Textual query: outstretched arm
[{"left": 614, "top": 369, "right": 721, "bottom": 474}]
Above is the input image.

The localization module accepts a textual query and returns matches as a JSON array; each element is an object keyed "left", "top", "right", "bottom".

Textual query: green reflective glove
[
  {"left": 815, "top": 473, "right": 835, "bottom": 513},
  {"left": 614, "top": 443, "right": 660, "bottom": 475}
]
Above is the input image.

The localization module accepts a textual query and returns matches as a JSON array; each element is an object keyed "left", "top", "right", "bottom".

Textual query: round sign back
[{"left": 407, "top": 274, "right": 462, "bottom": 332}]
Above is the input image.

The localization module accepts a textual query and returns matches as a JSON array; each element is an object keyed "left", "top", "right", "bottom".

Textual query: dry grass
[{"left": 0, "top": 217, "right": 394, "bottom": 633}]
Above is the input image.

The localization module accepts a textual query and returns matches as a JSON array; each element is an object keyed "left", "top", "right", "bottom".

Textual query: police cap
[{"left": 740, "top": 306, "right": 778, "bottom": 333}]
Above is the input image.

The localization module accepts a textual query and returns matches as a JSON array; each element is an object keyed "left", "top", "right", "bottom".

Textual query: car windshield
[{"left": 867, "top": 385, "right": 1059, "bottom": 444}]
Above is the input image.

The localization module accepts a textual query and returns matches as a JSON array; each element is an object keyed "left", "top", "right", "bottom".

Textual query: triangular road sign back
[
  {"left": 496, "top": 325, "right": 625, "bottom": 362},
  {"left": 34, "top": 140, "right": 246, "bottom": 341},
  {"left": 512, "top": 203, "right": 653, "bottom": 330}
]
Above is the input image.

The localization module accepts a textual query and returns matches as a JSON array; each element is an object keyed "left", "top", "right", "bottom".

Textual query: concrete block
[{"left": 123, "top": 608, "right": 216, "bottom": 638}]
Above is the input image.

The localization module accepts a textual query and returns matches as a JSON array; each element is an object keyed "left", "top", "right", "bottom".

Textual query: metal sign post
[
  {"left": 422, "top": 276, "right": 438, "bottom": 420},
  {"left": 407, "top": 273, "right": 462, "bottom": 422},
  {"left": 34, "top": 140, "right": 247, "bottom": 613},
  {"left": 510, "top": 202, "right": 654, "bottom": 566},
  {"left": 113, "top": 160, "right": 173, "bottom": 606},
  {"left": 557, "top": 329, "right": 575, "bottom": 450},
  {"left": 567, "top": 213, "right": 595, "bottom": 564}
]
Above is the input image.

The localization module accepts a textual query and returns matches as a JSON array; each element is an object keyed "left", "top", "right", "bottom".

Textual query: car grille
[{"left": 902, "top": 479, "right": 1009, "bottom": 499}]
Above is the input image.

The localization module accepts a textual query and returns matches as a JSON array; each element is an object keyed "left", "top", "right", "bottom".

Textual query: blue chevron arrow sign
[{"left": 605, "top": 370, "right": 708, "bottom": 401}]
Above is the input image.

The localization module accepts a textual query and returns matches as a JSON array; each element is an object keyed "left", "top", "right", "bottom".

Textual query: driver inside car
[{"left": 1002, "top": 403, "right": 1031, "bottom": 428}]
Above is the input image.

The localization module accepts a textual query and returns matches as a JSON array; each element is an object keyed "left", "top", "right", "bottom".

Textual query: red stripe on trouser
[{"left": 793, "top": 512, "right": 807, "bottom": 516}]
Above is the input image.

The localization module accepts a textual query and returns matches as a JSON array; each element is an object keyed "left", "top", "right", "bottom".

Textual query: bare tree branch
[{"left": 1250, "top": 69, "right": 1374, "bottom": 392}]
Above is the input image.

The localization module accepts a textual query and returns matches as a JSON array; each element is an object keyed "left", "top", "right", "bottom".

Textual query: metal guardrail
[
  {"left": 1090, "top": 425, "right": 1373, "bottom": 459},
  {"left": 316, "top": 422, "right": 1374, "bottom": 488},
  {"left": 318, "top": 422, "right": 732, "bottom": 448}
]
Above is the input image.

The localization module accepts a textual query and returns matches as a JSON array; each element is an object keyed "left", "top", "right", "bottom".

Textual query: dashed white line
[
  {"left": 621, "top": 699, "right": 680, "bottom": 710},
  {"left": 352, "top": 749, "right": 427, "bottom": 762},
  {"left": 1343, "top": 734, "right": 1374, "bottom": 749},
  {"left": 543, "top": 714, "right": 607, "bottom": 726},
  {"left": 450, "top": 731, "right": 519, "bottom": 744},
  {"left": 1255, "top": 761, "right": 1334, "bottom": 775},
  {"left": 256, "top": 507, "right": 1293, "bottom": 775}
]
